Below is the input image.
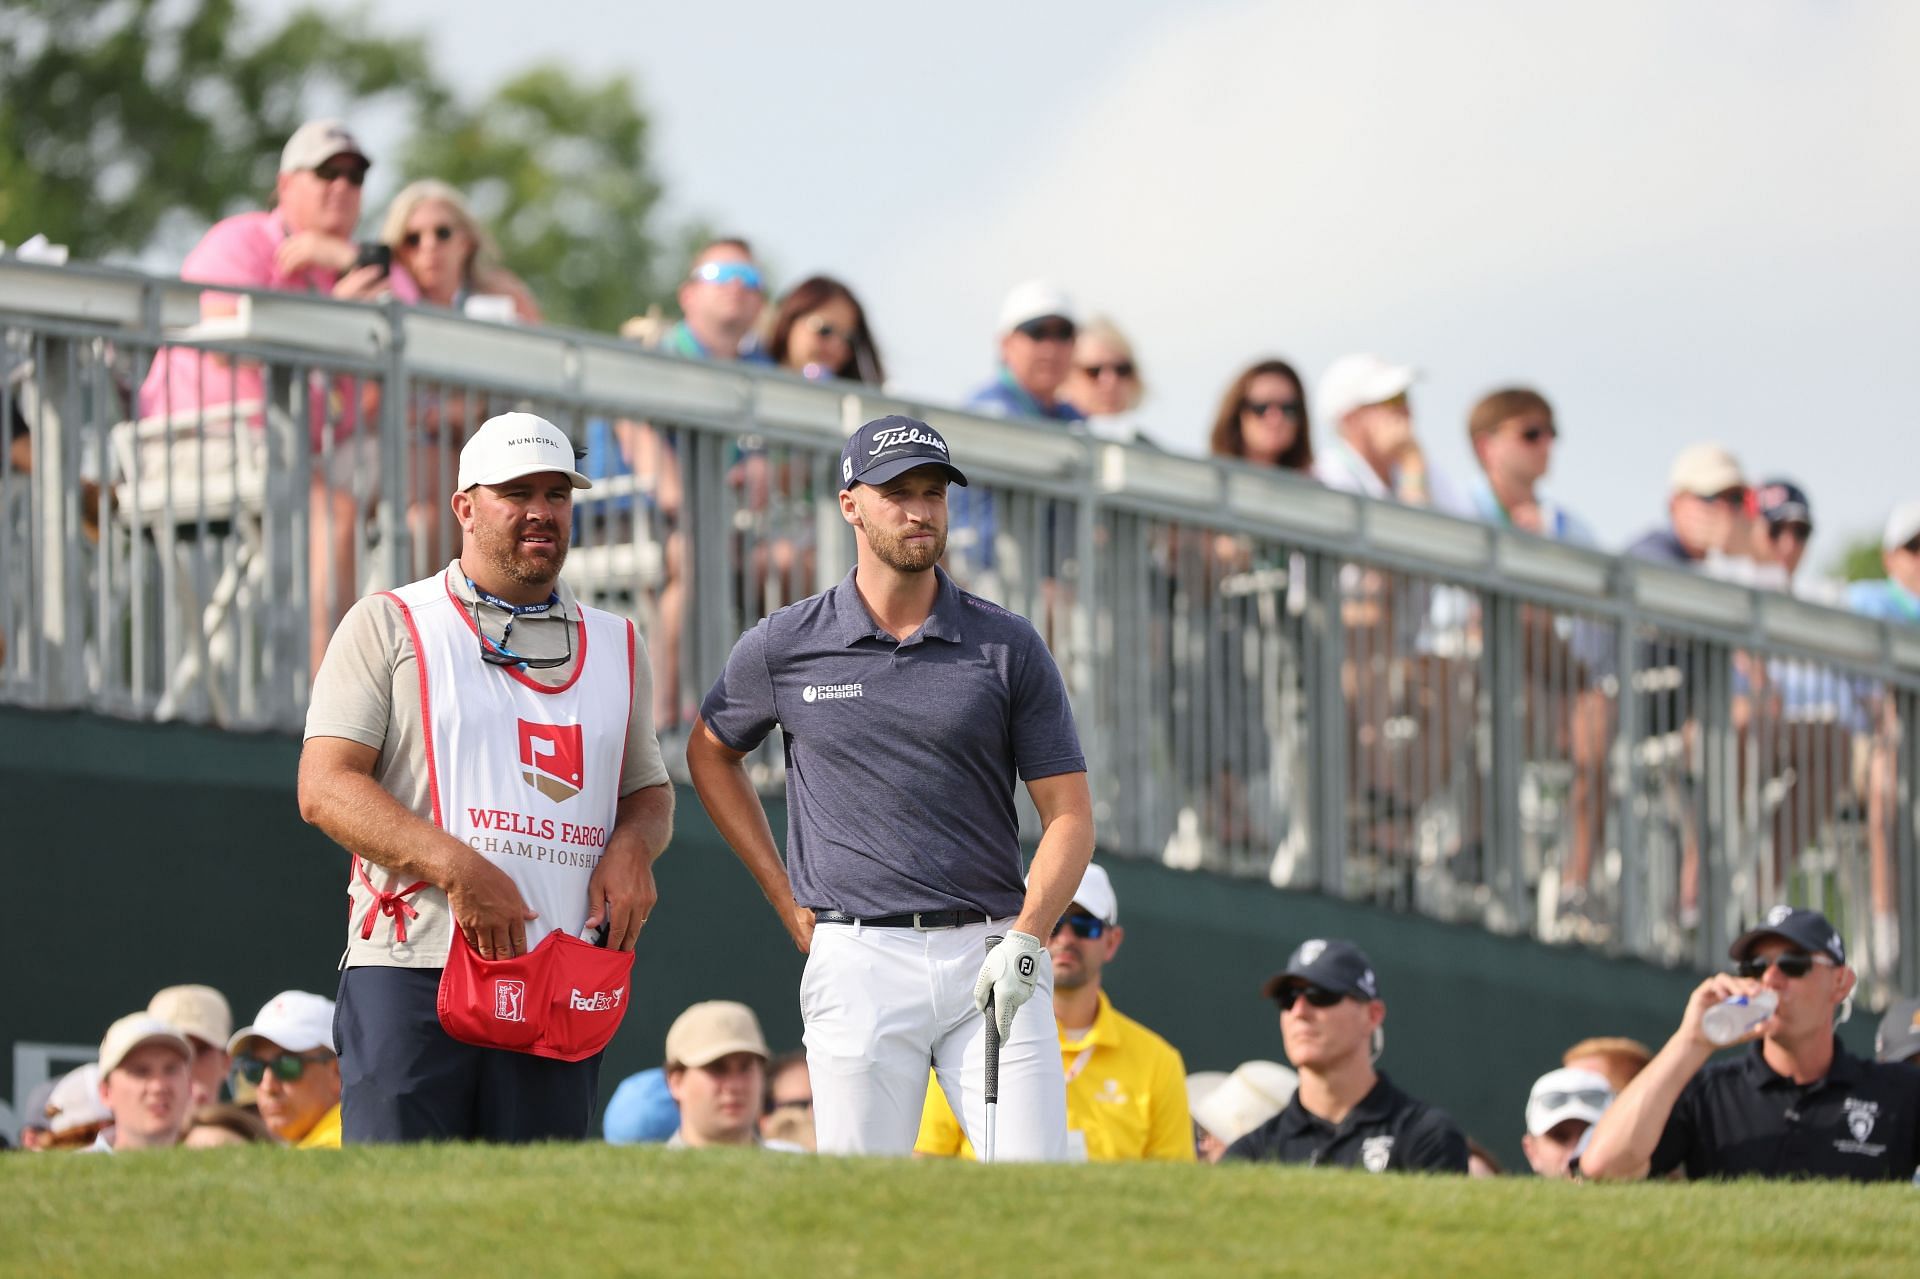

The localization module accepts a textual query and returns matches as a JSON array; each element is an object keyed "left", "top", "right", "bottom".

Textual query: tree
[
  {"left": 398, "top": 65, "right": 680, "bottom": 332},
  {"left": 1834, "top": 534, "right": 1885, "bottom": 584},
  {"left": 0, "top": 0, "right": 445, "bottom": 260}
]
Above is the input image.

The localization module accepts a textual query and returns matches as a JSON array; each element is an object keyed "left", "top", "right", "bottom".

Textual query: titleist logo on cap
[{"left": 869, "top": 425, "right": 949, "bottom": 456}]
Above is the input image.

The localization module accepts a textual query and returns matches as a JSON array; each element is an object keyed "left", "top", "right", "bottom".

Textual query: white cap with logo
[
  {"left": 229, "top": 991, "right": 338, "bottom": 1057},
  {"left": 1317, "top": 353, "right": 1418, "bottom": 426},
  {"left": 279, "top": 119, "right": 370, "bottom": 174},
  {"left": 457, "top": 412, "right": 592, "bottom": 492}
]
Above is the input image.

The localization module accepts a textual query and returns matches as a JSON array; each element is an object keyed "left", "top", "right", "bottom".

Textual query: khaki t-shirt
[{"left": 304, "top": 561, "right": 671, "bottom": 969}]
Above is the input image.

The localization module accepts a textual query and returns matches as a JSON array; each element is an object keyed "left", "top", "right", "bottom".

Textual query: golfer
[
  {"left": 299, "top": 412, "right": 673, "bottom": 1142},
  {"left": 687, "top": 414, "right": 1094, "bottom": 1159}
]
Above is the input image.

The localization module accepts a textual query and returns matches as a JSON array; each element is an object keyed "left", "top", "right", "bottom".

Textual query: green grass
[{"left": 3, "top": 1145, "right": 1914, "bottom": 1278}]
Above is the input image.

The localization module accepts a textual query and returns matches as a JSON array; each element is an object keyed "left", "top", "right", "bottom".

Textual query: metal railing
[{"left": 4, "top": 259, "right": 1917, "bottom": 1000}]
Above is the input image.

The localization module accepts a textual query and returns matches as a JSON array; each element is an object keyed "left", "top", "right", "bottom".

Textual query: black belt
[{"left": 811, "top": 909, "right": 992, "bottom": 930}]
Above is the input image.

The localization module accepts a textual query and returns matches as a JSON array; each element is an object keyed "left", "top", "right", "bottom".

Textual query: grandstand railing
[{"left": 4, "top": 259, "right": 1916, "bottom": 1000}]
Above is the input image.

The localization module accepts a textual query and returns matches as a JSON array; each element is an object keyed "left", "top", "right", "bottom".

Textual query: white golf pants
[{"left": 800, "top": 917, "right": 1067, "bottom": 1160}]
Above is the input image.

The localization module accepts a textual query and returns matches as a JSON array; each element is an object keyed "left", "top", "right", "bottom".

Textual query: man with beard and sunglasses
[
  {"left": 1224, "top": 939, "right": 1467, "bottom": 1172},
  {"left": 687, "top": 415, "right": 1094, "bottom": 1159},
  {"left": 299, "top": 412, "right": 674, "bottom": 1142},
  {"left": 1581, "top": 906, "right": 1920, "bottom": 1181},
  {"left": 914, "top": 862, "right": 1195, "bottom": 1161}
]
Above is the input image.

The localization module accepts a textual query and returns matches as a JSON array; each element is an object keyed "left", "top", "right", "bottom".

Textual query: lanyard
[
  {"left": 466, "top": 577, "right": 558, "bottom": 658},
  {"left": 1062, "top": 1042, "right": 1097, "bottom": 1085}
]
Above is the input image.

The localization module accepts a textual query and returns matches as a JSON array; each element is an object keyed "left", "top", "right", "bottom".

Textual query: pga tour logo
[
  {"left": 803, "top": 683, "right": 864, "bottom": 703},
  {"left": 569, "top": 986, "right": 625, "bottom": 1014},
  {"left": 494, "top": 979, "right": 527, "bottom": 1023}
]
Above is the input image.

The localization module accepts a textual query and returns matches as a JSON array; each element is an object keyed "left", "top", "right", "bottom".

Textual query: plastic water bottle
[{"left": 1702, "top": 990, "right": 1778, "bottom": 1046}]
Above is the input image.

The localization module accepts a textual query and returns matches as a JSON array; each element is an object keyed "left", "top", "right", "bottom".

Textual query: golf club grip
[{"left": 983, "top": 933, "right": 1003, "bottom": 1104}]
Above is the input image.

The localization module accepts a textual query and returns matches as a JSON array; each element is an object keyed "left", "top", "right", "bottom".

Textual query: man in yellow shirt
[
  {"left": 230, "top": 992, "right": 342, "bottom": 1149},
  {"left": 916, "top": 863, "right": 1193, "bottom": 1161}
]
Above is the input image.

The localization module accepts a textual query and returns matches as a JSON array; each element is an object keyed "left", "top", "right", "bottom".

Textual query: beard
[
  {"left": 864, "top": 520, "right": 946, "bottom": 573},
  {"left": 471, "top": 517, "right": 567, "bottom": 590}
]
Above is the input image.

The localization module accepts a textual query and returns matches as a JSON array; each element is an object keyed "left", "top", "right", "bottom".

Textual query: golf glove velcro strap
[{"left": 973, "top": 930, "right": 1045, "bottom": 1039}]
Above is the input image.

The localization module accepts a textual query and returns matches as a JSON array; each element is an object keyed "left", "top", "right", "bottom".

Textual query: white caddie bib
[{"left": 386, "top": 569, "right": 633, "bottom": 951}]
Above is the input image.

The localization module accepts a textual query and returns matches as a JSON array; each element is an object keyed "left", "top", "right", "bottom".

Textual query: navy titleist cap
[
  {"left": 1754, "top": 478, "right": 1812, "bottom": 529},
  {"left": 1261, "top": 938, "right": 1381, "bottom": 1002},
  {"left": 839, "top": 415, "right": 968, "bottom": 490},
  {"left": 1729, "top": 905, "right": 1846, "bottom": 966}
]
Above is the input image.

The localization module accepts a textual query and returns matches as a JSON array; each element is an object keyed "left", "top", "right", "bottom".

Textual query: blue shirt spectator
[{"left": 1845, "top": 502, "right": 1920, "bottom": 627}]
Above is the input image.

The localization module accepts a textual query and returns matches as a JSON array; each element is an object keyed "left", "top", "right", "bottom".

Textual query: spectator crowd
[{"left": 14, "top": 874, "right": 1920, "bottom": 1183}]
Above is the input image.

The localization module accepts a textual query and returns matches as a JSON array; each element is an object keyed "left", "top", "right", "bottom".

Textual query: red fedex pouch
[{"left": 437, "top": 930, "right": 635, "bottom": 1062}]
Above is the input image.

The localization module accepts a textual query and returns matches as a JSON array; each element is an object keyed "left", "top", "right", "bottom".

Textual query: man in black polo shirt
[
  {"left": 687, "top": 415, "right": 1094, "bottom": 1160},
  {"left": 1222, "top": 939, "right": 1467, "bottom": 1173},
  {"left": 1582, "top": 906, "right": 1920, "bottom": 1182}
]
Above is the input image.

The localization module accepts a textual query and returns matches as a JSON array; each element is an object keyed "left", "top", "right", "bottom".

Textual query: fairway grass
[{"left": 3, "top": 1144, "right": 1913, "bottom": 1278}]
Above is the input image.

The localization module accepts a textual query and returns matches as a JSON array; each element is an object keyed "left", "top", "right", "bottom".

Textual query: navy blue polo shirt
[
  {"left": 699, "top": 566, "right": 1085, "bottom": 918},
  {"left": 1647, "top": 1038, "right": 1920, "bottom": 1181}
]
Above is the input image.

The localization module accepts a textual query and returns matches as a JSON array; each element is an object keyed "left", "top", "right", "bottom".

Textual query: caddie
[
  {"left": 686, "top": 414, "right": 1095, "bottom": 1159},
  {"left": 299, "top": 411, "right": 674, "bottom": 1142}
]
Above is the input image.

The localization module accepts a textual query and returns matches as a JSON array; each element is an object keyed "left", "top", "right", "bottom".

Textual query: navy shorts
[{"left": 335, "top": 965, "right": 601, "bottom": 1144}]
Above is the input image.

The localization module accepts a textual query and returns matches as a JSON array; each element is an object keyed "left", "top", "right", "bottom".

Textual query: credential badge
[{"left": 1361, "top": 1135, "right": 1394, "bottom": 1173}]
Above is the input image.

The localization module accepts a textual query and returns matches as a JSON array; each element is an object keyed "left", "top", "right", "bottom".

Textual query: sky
[{"left": 254, "top": 0, "right": 1918, "bottom": 569}]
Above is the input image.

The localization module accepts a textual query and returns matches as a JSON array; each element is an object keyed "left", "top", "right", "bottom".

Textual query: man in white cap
[
  {"left": 1626, "top": 442, "right": 1747, "bottom": 569},
  {"left": 967, "top": 279, "right": 1087, "bottom": 424},
  {"left": 916, "top": 862, "right": 1194, "bottom": 1161},
  {"left": 230, "top": 991, "right": 343, "bottom": 1149},
  {"left": 1312, "top": 353, "right": 1463, "bottom": 510},
  {"left": 661, "top": 1001, "right": 798, "bottom": 1150},
  {"left": 88, "top": 1014, "right": 194, "bottom": 1152},
  {"left": 300, "top": 411, "right": 674, "bottom": 1142},
  {"left": 1521, "top": 1066, "right": 1613, "bottom": 1178},
  {"left": 43, "top": 1065, "right": 114, "bottom": 1150},
  {"left": 148, "top": 983, "right": 234, "bottom": 1107}
]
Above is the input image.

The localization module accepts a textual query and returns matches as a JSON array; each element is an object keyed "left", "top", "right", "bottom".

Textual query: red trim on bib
[
  {"left": 441, "top": 573, "right": 588, "bottom": 695},
  {"left": 618, "top": 620, "right": 636, "bottom": 784},
  {"left": 382, "top": 590, "right": 443, "bottom": 828}
]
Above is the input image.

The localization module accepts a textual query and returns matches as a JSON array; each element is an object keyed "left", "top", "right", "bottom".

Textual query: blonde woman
[
  {"left": 381, "top": 179, "right": 542, "bottom": 323},
  {"left": 1059, "top": 316, "right": 1149, "bottom": 444}
]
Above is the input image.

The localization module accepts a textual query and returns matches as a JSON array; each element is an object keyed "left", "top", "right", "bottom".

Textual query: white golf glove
[{"left": 972, "top": 930, "right": 1046, "bottom": 1040}]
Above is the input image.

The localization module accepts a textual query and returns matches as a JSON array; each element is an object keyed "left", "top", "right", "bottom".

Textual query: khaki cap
[{"left": 665, "top": 1001, "right": 769, "bottom": 1069}]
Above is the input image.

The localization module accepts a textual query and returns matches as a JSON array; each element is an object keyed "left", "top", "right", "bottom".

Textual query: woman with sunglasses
[
  {"left": 1060, "top": 318, "right": 1151, "bottom": 445},
  {"left": 766, "top": 276, "right": 886, "bottom": 385},
  {"left": 380, "top": 179, "right": 542, "bottom": 324},
  {"left": 1210, "top": 358, "right": 1314, "bottom": 475}
]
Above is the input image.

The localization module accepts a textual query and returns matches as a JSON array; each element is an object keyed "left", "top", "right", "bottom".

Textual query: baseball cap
[
  {"left": 603, "top": 1067, "right": 681, "bottom": 1143},
  {"left": 839, "top": 415, "right": 968, "bottom": 490},
  {"left": 1668, "top": 443, "right": 1745, "bottom": 497},
  {"left": 1874, "top": 996, "right": 1920, "bottom": 1064},
  {"left": 1728, "top": 904, "right": 1847, "bottom": 966},
  {"left": 279, "top": 119, "right": 370, "bottom": 175},
  {"left": 1753, "top": 479, "right": 1812, "bottom": 530},
  {"left": 997, "top": 279, "right": 1076, "bottom": 334},
  {"left": 1191, "top": 1060, "right": 1299, "bottom": 1145},
  {"left": 99, "top": 1013, "right": 192, "bottom": 1078},
  {"left": 457, "top": 412, "right": 592, "bottom": 492},
  {"left": 45, "top": 1065, "right": 112, "bottom": 1135},
  {"left": 1261, "top": 938, "right": 1381, "bottom": 1002},
  {"left": 1525, "top": 1067, "right": 1613, "bottom": 1137},
  {"left": 1036, "top": 861, "right": 1118, "bottom": 927},
  {"left": 1317, "top": 353, "right": 1418, "bottom": 426},
  {"left": 664, "top": 1001, "right": 769, "bottom": 1069},
  {"left": 1881, "top": 501, "right": 1920, "bottom": 553},
  {"left": 228, "top": 991, "right": 337, "bottom": 1058},
  {"left": 18, "top": 1078, "right": 59, "bottom": 1137},
  {"left": 148, "top": 984, "right": 233, "bottom": 1049}
]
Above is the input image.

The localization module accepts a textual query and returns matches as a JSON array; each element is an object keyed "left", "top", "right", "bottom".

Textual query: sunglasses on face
[
  {"left": 1770, "top": 522, "right": 1812, "bottom": 543},
  {"left": 1016, "top": 319, "right": 1076, "bottom": 343},
  {"left": 768, "top": 1097, "right": 813, "bottom": 1112},
  {"left": 1079, "top": 361, "right": 1136, "bottom": 380},
  {"left": 1275, "top": 984, "right": 1348, "bottom": 1012},
  {"left": 1735, "top": 951, "right": 1833, "bottom": 979},
  {"left": 690, "top": 261, "right": 764, "bottom": 292},
  {"left": 236, "top": 1052, "right": 332, "bottom": 1085},
  {"left": 1243, "top": 399, "right": 1303, "bottom": 422},
  {"left": 1052, "top": 912, "right": 1108, "bottom": 940},
  {"left": 1701, "top": 487, "right": 1748, "bottom": 508},
  {"left": 804, "top": 317, "right": 854, "bottom": 343},
  {"left": 311, "top": 163, "right": 366, "bottom": 187},
  {"left": 403, "top": 224, "right": 456, "bottom": 249},
  {"left": 1901, "top": 536, "right": 1920, "bottom": 556}
]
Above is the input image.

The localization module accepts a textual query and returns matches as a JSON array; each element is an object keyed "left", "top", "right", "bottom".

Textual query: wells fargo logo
[{"left": 518, "top": 719, "right": 584, "bottom": 803}]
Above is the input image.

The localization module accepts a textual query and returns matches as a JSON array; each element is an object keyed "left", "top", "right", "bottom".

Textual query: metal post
[{"left": 1307, "top": 553, "right": 1348, "bottom": 896}]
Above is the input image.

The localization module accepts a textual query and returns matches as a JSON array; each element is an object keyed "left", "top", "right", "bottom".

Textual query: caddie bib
[{"left": 379, "top": 569, "right": 637, "bottom": 1059}]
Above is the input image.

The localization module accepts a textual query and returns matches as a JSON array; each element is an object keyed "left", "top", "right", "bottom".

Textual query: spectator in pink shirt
[{"left": 138, "top": 120, "right": 414, "bottom": 672}]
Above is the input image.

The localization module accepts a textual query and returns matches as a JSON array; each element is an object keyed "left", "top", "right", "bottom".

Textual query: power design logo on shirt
[
  {"left": 518, "top": 719, "right": 584, "bottom": 802},
  {"left": 802, "top": 683, "right": 864, "bottom": 703}
]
